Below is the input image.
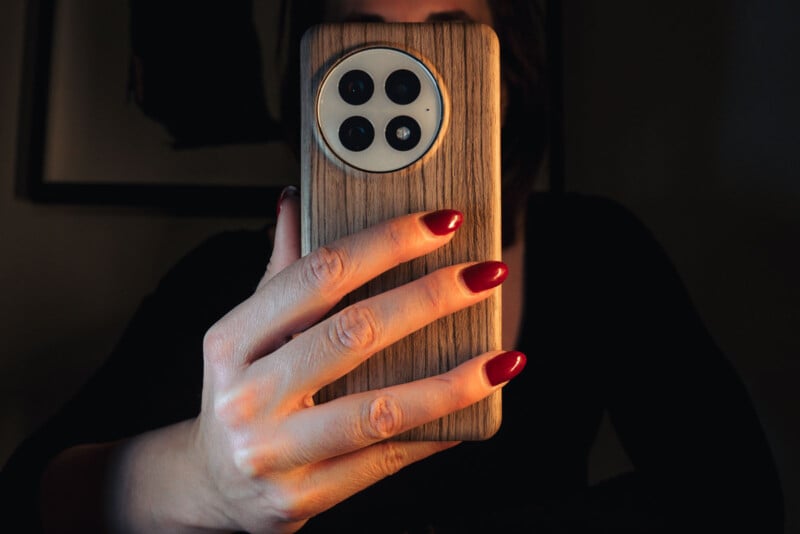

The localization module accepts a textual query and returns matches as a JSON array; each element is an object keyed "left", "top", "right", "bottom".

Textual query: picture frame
[
  {"left": 14, "top": 0, "right": 563, "bottom": 213},
  {"left": 15, "top": 0, "right": 297, "bottom": 214}
]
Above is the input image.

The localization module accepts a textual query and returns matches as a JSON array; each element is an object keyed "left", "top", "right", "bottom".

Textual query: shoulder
[
  {"left": 526, "top": 191, "right": 650, "bottom": 239},
  {"left": 159, "top": 225, "right": 271, "bottom": 287},
  {"left": 524, "top": 192, "right": 662, "bottom": 263},
  {"left": 522, "top": 191, "right": 692, "bottom": 308},
  {"left": 148, "top": 225, "right": 273, "bottom": 319}
]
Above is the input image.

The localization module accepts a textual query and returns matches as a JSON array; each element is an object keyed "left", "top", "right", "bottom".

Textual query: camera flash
[{"left": 395, "top": 126, "right": 412, "bottom": 141}]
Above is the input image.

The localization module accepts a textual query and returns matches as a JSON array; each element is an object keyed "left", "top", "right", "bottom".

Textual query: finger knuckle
[
  {"left": 432, "top": 374, "right": 472, "bottom": 408},
  {"left": 330, "top": 304, "right": 380, "bottom": 353},
  {"left": 416, "top": 275, "right": 447, "bottom": 315},
  {"left": 268, "top": 492, "right": 310, "bottom": 525},
  {"left": 304, "top": 245, "right": 347, "bottom": 294},
  {"left": 233, "top": 443, "right": 280, "bottom": 478},
  {"left": 381, "top": 219, "right": 407, "bottom": 257},
  {"left": 360, "top": 394, "right": 404, "bottom": 440},
  {"left": 214, "top": 385, "right": 258, "bottom": 426},
  {"left": 203, "top": 322, "right": 236, "bottom": 367},
  {"left": 374, "top": 441, "right": 412, "bottom": 476}
]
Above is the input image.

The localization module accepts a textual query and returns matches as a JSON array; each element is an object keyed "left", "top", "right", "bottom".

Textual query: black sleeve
[
  {"left": 573, "top": 196, "right": 785, "bottom": 532},
  {"left": 0, "top": 227, "right": 270, "bottom": 532}
]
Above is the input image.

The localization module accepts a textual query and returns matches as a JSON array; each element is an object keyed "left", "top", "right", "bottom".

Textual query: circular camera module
[
  {"left": 385, "top": 115, "right": 421, "bottom": 152},
  {"left": 338, "top": 70, "right": 374, "bottom": 105},
  {"left": 385, "top": 69, "right": 421, "bottom": 105},
  {"left": 339, "top": 116, "right": 375, "bottom": 152},
  {"left": 317, "top": 47, "right": 443, "bottom": 172}
]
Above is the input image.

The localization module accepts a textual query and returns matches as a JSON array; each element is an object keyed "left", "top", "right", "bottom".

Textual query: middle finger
[
  {"left": 231, "top": 260, "right": 507, "bottom": 415},
  {"left": 209, "top": 210, "right": 465, "bottom": 373}
]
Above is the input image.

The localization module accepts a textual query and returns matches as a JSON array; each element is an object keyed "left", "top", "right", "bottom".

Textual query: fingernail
[
  {"left": 461, "top": 261, "right": 508, "bottom": 293},
  {"left": 485, "top": 351, "right": 527, "bottom": 386},
  {"left": 276, "top": 185, "right": 299, "bottom": 216},
  {"left": 422, "top": 209, "right": 463, "bottom": 236}
]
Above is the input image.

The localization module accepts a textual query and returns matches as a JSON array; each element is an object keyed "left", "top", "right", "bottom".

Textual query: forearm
[{"left": 40, "top": 420, "right": 223, "bottom": 533}]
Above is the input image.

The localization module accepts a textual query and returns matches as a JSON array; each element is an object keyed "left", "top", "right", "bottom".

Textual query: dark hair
[{"left": 277, "top": 0, "right": 549, "bottom": 247}]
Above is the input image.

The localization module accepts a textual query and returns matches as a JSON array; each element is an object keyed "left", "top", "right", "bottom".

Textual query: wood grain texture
[{"left": 300, "top": 23, "right": 501, "bottom": 440}]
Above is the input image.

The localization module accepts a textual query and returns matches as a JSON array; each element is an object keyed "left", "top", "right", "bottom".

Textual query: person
[{"left": 0, "top": 0, "right": 784, "bottom": 532}]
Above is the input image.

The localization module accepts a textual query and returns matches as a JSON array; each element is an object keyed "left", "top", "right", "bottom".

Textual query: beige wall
[{"left": 0, "top": 0, "right": 267, "bottom": 463}]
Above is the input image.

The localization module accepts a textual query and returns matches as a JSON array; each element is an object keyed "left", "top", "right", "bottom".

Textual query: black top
[{"left": 1, "top": 193, "right": 784, "bottom": 533}]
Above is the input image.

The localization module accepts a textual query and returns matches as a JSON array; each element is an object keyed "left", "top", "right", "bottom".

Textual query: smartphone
[{"left": 300, "top": 22, "right": 502, "bottom": 441}]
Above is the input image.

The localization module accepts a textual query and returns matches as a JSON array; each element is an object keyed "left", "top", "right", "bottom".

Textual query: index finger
[{"left": 205, "top": 209, "right": 464, "bottom": 375}]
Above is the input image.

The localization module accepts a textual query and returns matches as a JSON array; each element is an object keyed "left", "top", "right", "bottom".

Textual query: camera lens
[
  {"left": 338, "top": 70, "right": 374, "bottom": 105},
  {"left": 385, "top": 115, "right": 421, "bottom": 152},
  {"left": 385, "top": 69, "right": 421, "bottom": 105},
  {"left": 339, "top": 116, "right": 374, "bottom": 152}
]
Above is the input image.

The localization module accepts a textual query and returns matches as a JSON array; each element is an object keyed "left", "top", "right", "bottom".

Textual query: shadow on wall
[{"left": 128, "top": 0, "right": 282, "bottom": 148}]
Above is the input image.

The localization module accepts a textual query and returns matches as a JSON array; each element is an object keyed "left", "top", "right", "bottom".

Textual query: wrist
[{"left": 109, "top": 419, "right": 228, "bottom": 533}]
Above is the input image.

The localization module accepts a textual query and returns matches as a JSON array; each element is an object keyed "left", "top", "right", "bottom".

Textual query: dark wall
[{"left": 562, "top": 2, "right": 799, "bottom": 531}]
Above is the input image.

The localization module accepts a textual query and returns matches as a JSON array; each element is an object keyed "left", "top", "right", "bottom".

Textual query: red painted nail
[
  {"left": 461, "top": 261, "right": 508, "bottom": 293},
  {"left": 421, "top": 209, "right": 463, "bottom": 236},
  {"left": 485, "top": 351, "right": 527, "bottom": 386},
  {"left": 276, "top": 185, "right": 299, "bottom": 216}
]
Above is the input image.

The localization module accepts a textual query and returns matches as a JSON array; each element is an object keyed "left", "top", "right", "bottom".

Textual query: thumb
[{"left": 259, "top": 185, "right": 301, "bottom": 290}]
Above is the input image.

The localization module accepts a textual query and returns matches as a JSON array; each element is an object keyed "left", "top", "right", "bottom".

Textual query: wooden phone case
[{"left": 300, "top": 23, "right": 502, "bottom": 440}]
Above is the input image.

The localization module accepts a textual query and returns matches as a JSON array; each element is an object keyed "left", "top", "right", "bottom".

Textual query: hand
[{"left": 183, "top": 188, "right": 525, "bottom": 533}]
